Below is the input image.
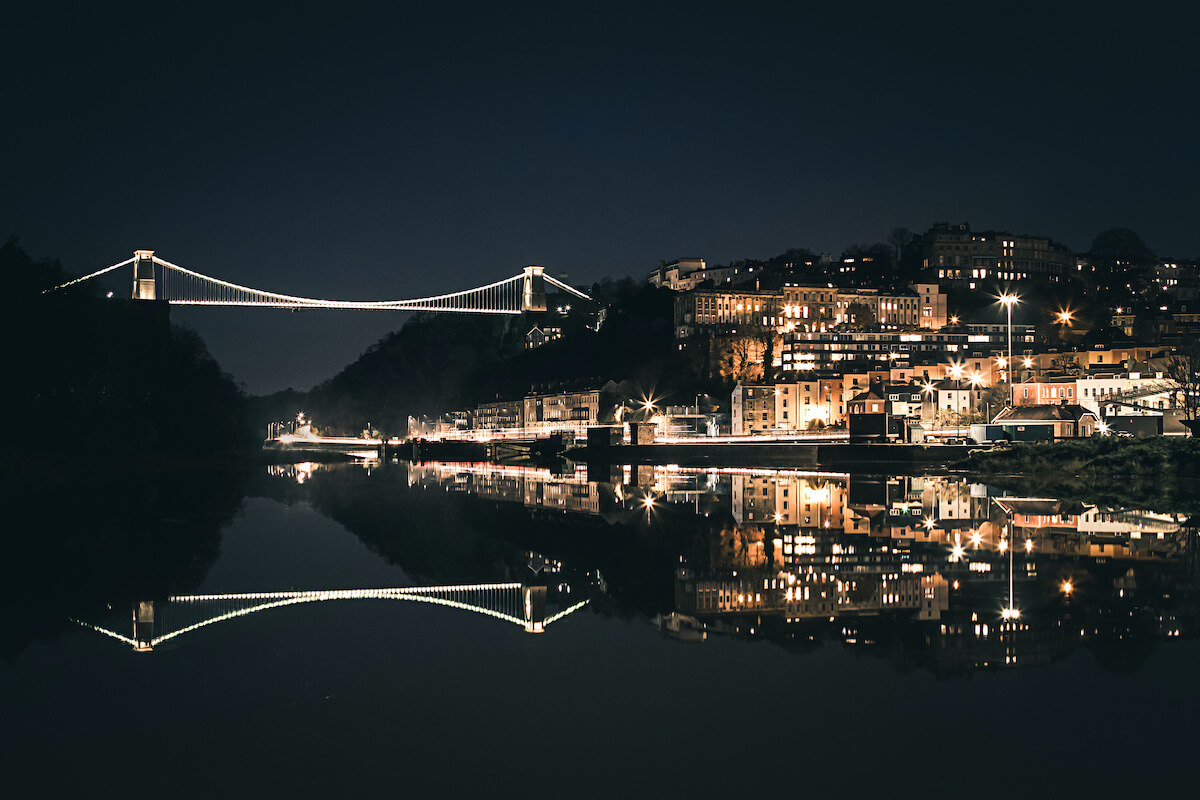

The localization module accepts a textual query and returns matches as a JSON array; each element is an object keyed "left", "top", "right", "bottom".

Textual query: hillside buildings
[
  {"left": 675, "top": 283, "right": 949, "bottom": 339},
  {"left": 922, "top": 222, "right": 1074, "bottom": 286}
]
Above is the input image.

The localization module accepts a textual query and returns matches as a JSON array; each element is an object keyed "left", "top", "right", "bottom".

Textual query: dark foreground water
[{"left": 3, "top": 459, "right": 1198, "bottom": 797}]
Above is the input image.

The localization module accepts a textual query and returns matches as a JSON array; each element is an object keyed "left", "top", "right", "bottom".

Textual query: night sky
[{"left": 6, "top": 2, "right": 1197, "bottom": 394}]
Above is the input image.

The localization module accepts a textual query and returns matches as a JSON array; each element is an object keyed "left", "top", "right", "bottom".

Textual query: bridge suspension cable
[
  {"left": 72, "top": 583, "right": 590, "bottom": 650},
  {"left": 45, "top": 251, "right": 593, "bottom": 313},
  {"left": 40, "top": 256, "right": 135, "bottom": 293},
  {"left": 151, "top": 256, "right": 530, "bottom": 312}
]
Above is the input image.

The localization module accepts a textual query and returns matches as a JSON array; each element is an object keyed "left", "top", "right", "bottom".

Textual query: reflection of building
[
  {"left": 678, "top": 570, "right": 949, "bottom": 621},
  {"left": 408, "top": 462, "right": 604, "bottom": 516},
  {"left": 386, "top": 461, "right": 1199, "bottom": 675}
]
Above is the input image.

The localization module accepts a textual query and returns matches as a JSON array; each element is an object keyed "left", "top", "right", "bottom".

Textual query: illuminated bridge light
[
  {"left": 46, "top": 255, "right": 593, "bottom": 314},
  {"left": 76, "top": 583, "right": 591, "bottom": 651}
]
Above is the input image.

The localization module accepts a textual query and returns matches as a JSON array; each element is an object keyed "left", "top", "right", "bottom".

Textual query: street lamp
[
  {"left": 1000, "top": 293, "right": 1019, "bottom": 408},
  {"left": 969, "top": 372, "right": 983, "bottom": 423},
  {"left": 949, "top": 363, "right": 964, "bottom": 430}
]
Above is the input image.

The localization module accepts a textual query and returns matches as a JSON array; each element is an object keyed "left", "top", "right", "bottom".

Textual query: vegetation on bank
[
  {"left": 962, "top": 437, "right": 1200, "bottom": 513},
  {"left": 4, "top": 239, "right": 254, "bottom": 455}
]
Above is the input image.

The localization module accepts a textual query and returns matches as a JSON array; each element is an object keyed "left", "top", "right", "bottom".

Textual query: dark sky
[{"left": 5, "top": 2, "right": 1198, "bottom": 394}]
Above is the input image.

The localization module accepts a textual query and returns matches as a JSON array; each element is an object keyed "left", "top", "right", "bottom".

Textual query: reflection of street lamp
[{"left": 1000, "top": 519, "right": 1019, "bottom": 620}]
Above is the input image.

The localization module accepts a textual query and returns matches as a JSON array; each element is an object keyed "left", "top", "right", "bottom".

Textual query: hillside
[{"left": 258, "top": 278, "right": 708, "bottom": 436}]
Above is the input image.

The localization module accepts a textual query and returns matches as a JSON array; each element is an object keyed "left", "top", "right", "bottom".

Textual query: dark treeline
[{"left": 3, "top": 239, "right": 252, "bottom": 455}]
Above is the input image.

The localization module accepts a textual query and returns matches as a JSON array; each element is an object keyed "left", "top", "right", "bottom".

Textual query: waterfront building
[
  {"left": 992, "top": 404, "right": 1098, "bottom": 438},
  {"left": 731, "top": 382, "right": 778, "bottom": 435},
  {"left": 931, "top": 378, "right": 986, "bottom": 423},
  {"left": 522, "top": 388, "right": 602, "bottom": 436},
  {"left": 731, "top": 379, "right": 851, "bottom": 434},
  {"left": 472, "top": 399, "right": 524, "bottom": 430}
]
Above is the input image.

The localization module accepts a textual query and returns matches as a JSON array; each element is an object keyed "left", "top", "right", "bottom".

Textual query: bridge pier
[{"left": 132, "top": 250, "right": 156, "bottom": 300}]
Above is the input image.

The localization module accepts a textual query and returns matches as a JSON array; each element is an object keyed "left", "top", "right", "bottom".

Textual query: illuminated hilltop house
[{"left": 525, "top": 325, "right": 562, "bottom": 349}]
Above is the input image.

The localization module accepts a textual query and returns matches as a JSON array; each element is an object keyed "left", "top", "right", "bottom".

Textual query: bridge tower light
[
  {"left": 133, "top": 250, "right": 156, "bottom": 300},
  {"left": 523, "top": 584, "right": 547, "bottom": 633},
  {"left": 522, "top": 265, "right": 547, "bottom": 312},
  {"left": 132, "top": 600, "right": 156, "bottom": 652}
]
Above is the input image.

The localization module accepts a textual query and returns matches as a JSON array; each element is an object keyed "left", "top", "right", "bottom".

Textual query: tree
[
  {"left": 745, "top": 320, "right": 781, "bottom": 381},
  {"left": 843, "top": 301, "right": 878, "bottom": 329},
  {"left": 842, "top": 242, "right": 894, "bottom": 286},
  {"left": 980, "top": 383, "right": 1010, "bottom": 418},
  {"left": 717, "top": 333, "right": 764, "bottom": 384},
  {"left": 1086, "top": 228, "right": 1157, "bottom": 303},
  {"left": 1051, "top": 353, "right": 1082, "bottom": 376},
  {"left": 887, "top": 228, "right": 915, "bottom": 267},
  {"left": 1166, "top": 341, "right": 1200, "bottom": 435}
]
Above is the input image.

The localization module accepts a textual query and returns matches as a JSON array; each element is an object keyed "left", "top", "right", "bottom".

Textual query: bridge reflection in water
[{"left": 76, "top": 583, "right": 588, "bottom": 652}]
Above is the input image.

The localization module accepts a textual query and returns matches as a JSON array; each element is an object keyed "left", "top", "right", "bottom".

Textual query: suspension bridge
[
  {"left": 48, "top": 250, "right": 591, "bottom": 313},
  {"left": 74, "top": 583, "right": 590, "bottom": 651}
]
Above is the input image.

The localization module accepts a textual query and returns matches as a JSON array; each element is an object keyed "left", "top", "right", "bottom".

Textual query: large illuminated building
[{"left": 922, "top": 221, "right": 1074, "bottom": 285}]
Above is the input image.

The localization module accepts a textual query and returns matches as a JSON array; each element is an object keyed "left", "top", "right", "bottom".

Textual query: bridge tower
[
  {"left": 132, "top": 250, "right": 156, "bottom": 300},
  {"left": 521, "top": 265, "right": 547, "bottom": 312},
  {"left": 522, "top": 585, "right": 547, "bottom": 633},
  {"left": 132, "top": 601, "right": 155, "bottom": 652}
]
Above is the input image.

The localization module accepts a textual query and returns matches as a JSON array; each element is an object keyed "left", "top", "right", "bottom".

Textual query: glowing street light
[
  {"left": 999, "top": 293, "right": 1019, "bottom": 408},
  {"left": 948, "top": 363, "right": 965, "bottom": 424}
]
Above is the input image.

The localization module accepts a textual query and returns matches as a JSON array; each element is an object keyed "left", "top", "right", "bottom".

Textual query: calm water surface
[{"left": 3, "top": 459, "right": 1197, "bottom": 797}]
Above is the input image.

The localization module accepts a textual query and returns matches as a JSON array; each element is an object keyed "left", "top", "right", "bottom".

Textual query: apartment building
[{"left": 923, "top": 222, "right": 1074, "bottom": 285}]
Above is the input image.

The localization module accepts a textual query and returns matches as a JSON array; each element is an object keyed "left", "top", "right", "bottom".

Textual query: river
[{"left": 2, "top": 458, "right": 1197, "bottom": 797}]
